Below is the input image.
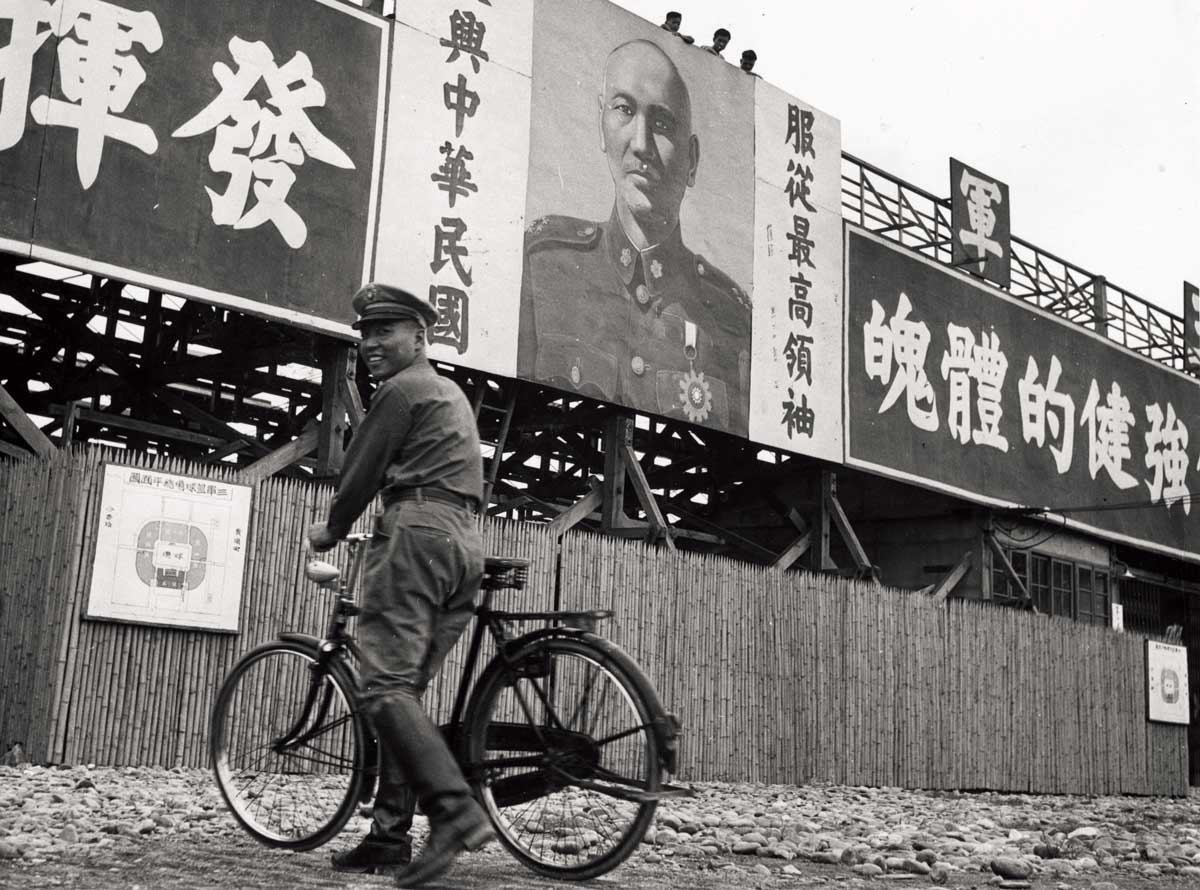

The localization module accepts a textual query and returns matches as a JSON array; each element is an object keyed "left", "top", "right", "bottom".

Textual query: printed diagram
[
  {"left": 1146, "top": 641, "right": 1190, "bottom": 725},
  {"left": 127, "top": 515, "right": 211, "bottom": 599},
  {"left": 87, "top": 466, "right": 251, "bottom": 631}
]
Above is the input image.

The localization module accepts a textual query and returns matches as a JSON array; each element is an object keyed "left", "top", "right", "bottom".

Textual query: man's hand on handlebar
[{"left": 307, "top": 521, "right": 338, "bottom": 553}]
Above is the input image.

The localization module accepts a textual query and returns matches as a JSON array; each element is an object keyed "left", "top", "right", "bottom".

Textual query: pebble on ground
[{"left": 2, "top": 764, "right": 1200, "bottom": 886}]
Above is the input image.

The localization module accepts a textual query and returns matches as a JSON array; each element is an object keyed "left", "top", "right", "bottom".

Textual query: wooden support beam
[
  {"left": 0, "top": 439, "right": 33, "bottom": 460},
  {"left": 144, "top": 289, "right": 163, "bottom": 359},
  {"left": 0, "top": 383, "right": 54, "bottom": 458},
  {"left": 547, "top": 477, "right": 603, "bottom": 537},
  {"left": 202, "top": 437, "right": 254, "bottom": 463},
  {"left": 985, "top": 533, "right": 1034, "bottom": 609},
  {"left": 60, "top": 400, "right": 80, "bottom": 447},
  {"left": 471, "top": 377, "right": 488, "bottom": 420},
  {"left": 930, "top": 549, "right": 973, "bottom": 603},
  {"left": 621, "top": 443, "right": 676, "bottom": 550},
  {"left": 601, "top": 416, "right": 639, "bottom": 531},
  {"left": 482, "top": 385, "right": 518, "bottom": 509},
  {"left": 824, "top": 471, "right": 874, "bottom": 577},
  {"left": 317, "top": 343, "right": 354, "bottom": 476},
  {"left": 49, "top": 404, "right": 228, "bottom": 448},
  {"left": 659, "top": 503, "right": 779, "bottom": 562},
  {"left": 240, "top": 424, "right": 320, "bottom": 482},
  {"left": 817, "top": 471, "right": 835, "bottom": 571},
  {"left": 339, "top": 369, "right": 365, "bottom": 429},
  {"left": 772, "top": 531, "right": 812, "bottom": 571},
  {"left": 153, "top": 387, "right": 272, "bottom": 456}
]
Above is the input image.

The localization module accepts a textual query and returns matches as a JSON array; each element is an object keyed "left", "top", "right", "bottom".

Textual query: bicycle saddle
[{"left": 305, "top": 560, "right": 341, "bottom": 586}]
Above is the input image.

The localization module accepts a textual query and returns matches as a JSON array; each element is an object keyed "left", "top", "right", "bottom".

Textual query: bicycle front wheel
[
  {"left": 464, "top": 635, "right": 661, "bottom": 880},
  {"left": 210, "top": 640, "right": 368, "bottom": 850}
]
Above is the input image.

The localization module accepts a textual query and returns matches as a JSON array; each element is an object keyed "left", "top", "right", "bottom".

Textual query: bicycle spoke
[
  {"left": 468, "top": 639, "right": 660, "bottom": 878},
  {"left": 212, "top": 645, "right": 364, "bottom": 849},
  {"left": 592, "top": 723, "right": 651, "bottom": 748},
  {"left": 564, "top": 662, "right": 604, "bottom": 732}
]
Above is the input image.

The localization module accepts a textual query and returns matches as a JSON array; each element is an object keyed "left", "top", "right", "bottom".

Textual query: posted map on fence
[
  {"left": 1147, "top": 641, "right": 1190, "bottom": 725},
  {"left": 85, "top": 465, "right": 252, "bottom": 632}
]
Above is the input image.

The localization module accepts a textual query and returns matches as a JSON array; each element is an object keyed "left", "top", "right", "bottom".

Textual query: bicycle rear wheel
[
  {"left": 210, "top": 640, "right": 368, "bottom": 850},
  {"left": 463, "top": 635, "right": 661, "bottom": 879}
]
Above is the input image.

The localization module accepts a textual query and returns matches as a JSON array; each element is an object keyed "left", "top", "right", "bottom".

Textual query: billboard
[
  {"left": 373, "top": 0, "right": 533, "bottom": 376},
  {"left": 0, "top": 0, "right": 388, "bottom": 329},
  {"left": 846, "top": 227, "right": 1200, "bottom": 561},
  {"left": 0, "top": 0, "right": 843, "bottom": 459},
  {"left": 514, "top": 0, "right": 842, "bottom": 454}
]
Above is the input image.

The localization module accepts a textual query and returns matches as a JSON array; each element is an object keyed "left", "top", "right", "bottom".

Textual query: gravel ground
[{"left": 2, "top": 764, "right": 1200, "bottom": 889}]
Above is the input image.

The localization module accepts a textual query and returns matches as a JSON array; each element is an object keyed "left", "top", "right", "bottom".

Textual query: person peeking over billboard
[{"left": 517, "top": 38, "right": 752, "bottom": 435}]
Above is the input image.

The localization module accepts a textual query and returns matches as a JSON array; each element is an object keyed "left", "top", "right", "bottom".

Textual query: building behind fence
[{"left": 0, "top": 448, "right": 1187, "bottom": 795}]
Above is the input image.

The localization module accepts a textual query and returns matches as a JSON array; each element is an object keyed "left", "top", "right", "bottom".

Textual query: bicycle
[{"left": 209, "top": 532, "right": 690, "bottom": 880}]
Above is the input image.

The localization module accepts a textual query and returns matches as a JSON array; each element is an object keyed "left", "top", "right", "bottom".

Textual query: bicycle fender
[
  {"left": 279, "top": 632, "right": 320, "bottom": 649},
  {"left": 571, "top": 633, "right": 682, "bottom": 775},
  {"left": 492, "top": 628, "right": 682, "bottom": 775}
]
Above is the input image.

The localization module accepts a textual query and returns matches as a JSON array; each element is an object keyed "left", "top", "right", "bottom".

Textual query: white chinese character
[
  {"left": 971, "top": 330, "right": 1008, "bottom": 451},
  {"left": 1080, "top": 379, "right": 1138, "bottom": 490},
  {"left": 1017, "top": 355, "right": 1075, "bottom": 474},
  {"left": 172, "top": 36, "right": 355, "bottom": 249},
  {"left": 862, "top": 292, "right": 938, "bottom": 432},
  {"left": 958, "top": 169, "right": 1003, "bottom": 267},
  {"left": 1144, "top": 402, "right": 1190, "bottom": 513},
  {"left": 0, "top": 0, "right": 56, "bottom": 150},
  {"left": 28, "top": 0, "right": 162, "bottom": 188},
  {"left": 940, "top": 323, "right": 974, "bottom": 446},
  {"left": 939, "top": 324, "right": 1009, "bottom": 452}
]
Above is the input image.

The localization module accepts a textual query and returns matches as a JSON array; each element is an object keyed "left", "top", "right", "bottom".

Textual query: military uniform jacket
[{"left": 517, "top": 209, "right": 752, "bottom": 435}]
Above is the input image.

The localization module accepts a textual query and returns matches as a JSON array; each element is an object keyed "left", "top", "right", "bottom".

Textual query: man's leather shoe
[
  {"left": 392, "top": 820, "right": 495, "bottom": 887},
  {"left": 330, "top": 836, "right": 412, "bottom": 874}
]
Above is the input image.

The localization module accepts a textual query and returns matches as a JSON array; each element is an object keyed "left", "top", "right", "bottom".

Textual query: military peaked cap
[{"left": 351, "top": 282, "right": 438, "bottom": 330}]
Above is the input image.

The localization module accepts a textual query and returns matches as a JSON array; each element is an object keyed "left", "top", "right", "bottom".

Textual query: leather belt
[{"left": 385, "top": 486, "right": 479, "bottom": 514}]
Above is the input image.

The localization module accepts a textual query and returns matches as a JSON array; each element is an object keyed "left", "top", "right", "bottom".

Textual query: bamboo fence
[{"left": 0, "top": 449, "right": 1188, "bottom": 795}]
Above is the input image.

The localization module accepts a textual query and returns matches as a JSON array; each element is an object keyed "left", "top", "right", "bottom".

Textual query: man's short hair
[
  {"left": 714, "top": 28, "right": 731, "bottom": 39},
  {"left": 666, "top": 10, "right": 681, "bottom": 17},
  {"left": 741, "top": 49, "right": 757, "bottom": 60}
]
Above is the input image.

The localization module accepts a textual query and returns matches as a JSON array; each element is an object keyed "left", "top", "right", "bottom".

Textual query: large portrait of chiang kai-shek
[{"left": 518, "top": 28, "right": 753, "bottom": 436}]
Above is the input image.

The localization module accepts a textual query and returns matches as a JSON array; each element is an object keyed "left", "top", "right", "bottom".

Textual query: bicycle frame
[{"left": 286, "top": 534, "right": 686, "bottom": 802}]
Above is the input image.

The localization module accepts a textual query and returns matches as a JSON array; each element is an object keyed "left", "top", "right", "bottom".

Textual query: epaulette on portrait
[
  {"left": 524, "top": 215, "right": 603, "bottom": 254},
  {"left": 694, "top": 253, "right": 752, "bottom": 313}
]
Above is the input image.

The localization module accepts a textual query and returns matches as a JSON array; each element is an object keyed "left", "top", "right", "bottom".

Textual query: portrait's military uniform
[{"left": 517, "top": 210, "right": 752, "bottom": 435}]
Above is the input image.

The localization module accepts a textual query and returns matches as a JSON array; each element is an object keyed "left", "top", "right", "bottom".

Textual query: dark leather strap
[{"left": 385, "top": 486, "right": 479, "bottom": 514}]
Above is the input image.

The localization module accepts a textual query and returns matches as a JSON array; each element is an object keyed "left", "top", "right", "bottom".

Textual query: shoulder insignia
[
  {"left": 524, "top": 215, "right": 603, "bottom": 254},
  {"left": 694, "top": 253, "right": 752, "bottom": 312}
]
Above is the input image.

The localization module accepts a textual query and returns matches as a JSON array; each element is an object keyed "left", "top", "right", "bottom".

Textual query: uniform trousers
[{"left": 356, "top": 499, "right": 485, "bottom": 845}]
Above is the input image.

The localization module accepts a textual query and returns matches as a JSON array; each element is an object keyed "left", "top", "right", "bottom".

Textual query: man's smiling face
[{"left": 358, "top": 318, "right": 423, "bottom": 380}]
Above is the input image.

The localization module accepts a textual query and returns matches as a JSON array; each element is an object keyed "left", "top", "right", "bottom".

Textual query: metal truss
[{"left": 841, "top": 153, "right": 1189, "bottom": 371}]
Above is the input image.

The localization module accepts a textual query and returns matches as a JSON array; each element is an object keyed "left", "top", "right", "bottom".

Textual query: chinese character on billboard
[{"left": 950, "top": 157, "right": 1010, "bottom": 289}]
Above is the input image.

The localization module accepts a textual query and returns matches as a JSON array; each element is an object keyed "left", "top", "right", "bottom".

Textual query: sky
[{"left": 612, "top": 0, "right": 1199, "bottom": 317}]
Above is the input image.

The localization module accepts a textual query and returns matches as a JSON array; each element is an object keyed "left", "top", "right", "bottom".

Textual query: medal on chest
[{"left": 678, "top": 319, "right": 712, "bottom": 423}]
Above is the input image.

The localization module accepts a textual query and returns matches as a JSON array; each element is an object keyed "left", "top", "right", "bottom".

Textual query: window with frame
[
  {"left": 990, "top": 550, "right": 1028, "bottom": 604},
  {"left": 991, "top": 547, "right": 1111, "bottom": 625}
]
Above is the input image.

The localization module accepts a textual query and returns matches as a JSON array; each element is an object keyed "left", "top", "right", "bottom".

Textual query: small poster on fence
[
  {"left": 85, "top": 464, "right": 252, "bottom": 632},
  {"left": 1146, "top": 640, "right": 1189, "bottom": 725}
]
